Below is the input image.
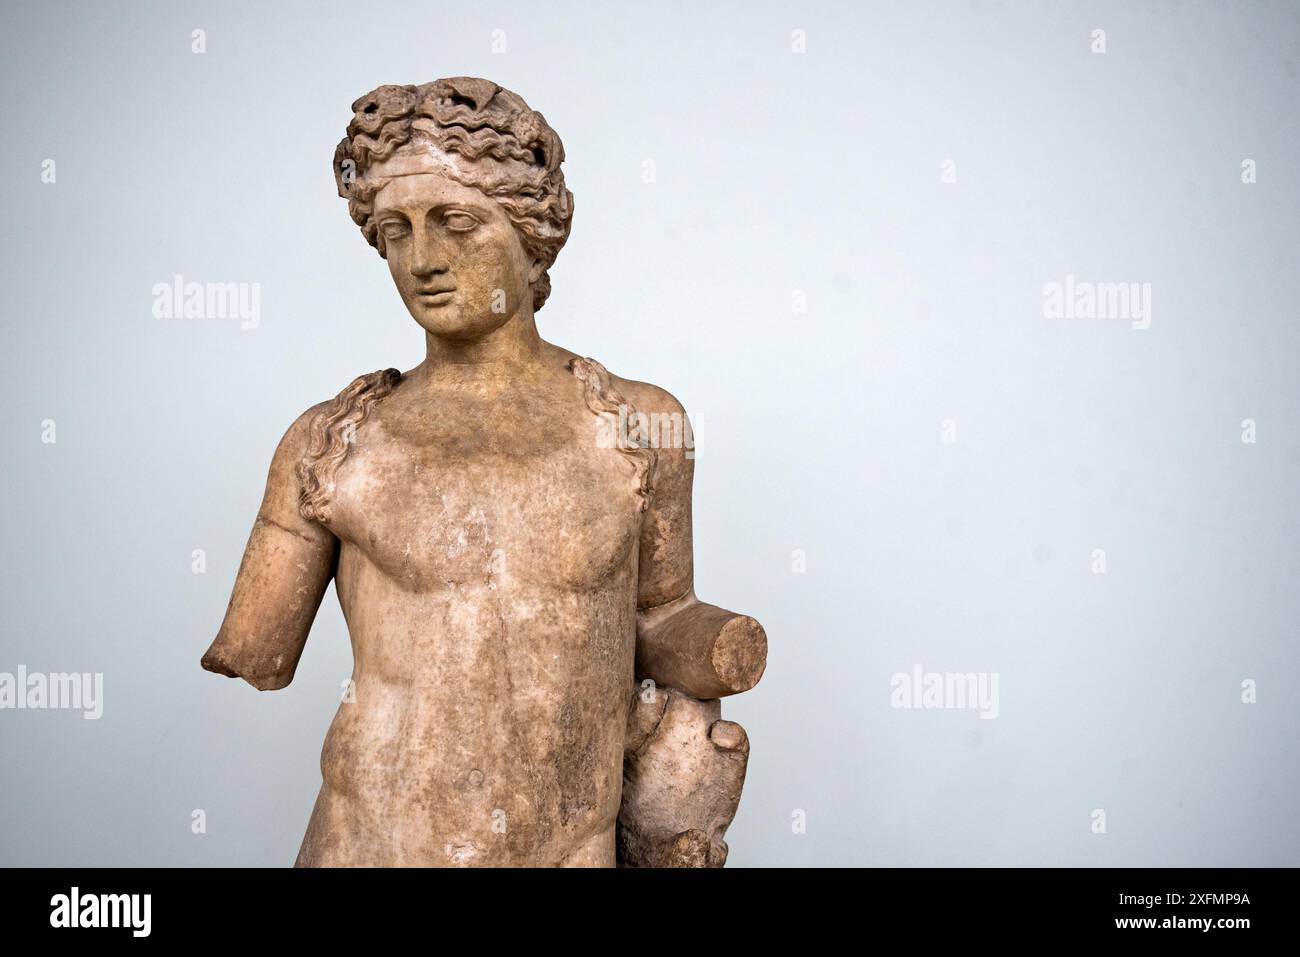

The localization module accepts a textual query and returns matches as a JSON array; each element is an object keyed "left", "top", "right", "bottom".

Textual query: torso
[{"left": 294, "top": 357, "right": 645, "bottom": 866}]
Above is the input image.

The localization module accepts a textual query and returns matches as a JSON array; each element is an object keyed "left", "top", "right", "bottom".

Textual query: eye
[
  {"left": 378, "top": 220, "right": 410, "bottom": 240},
  {"left": 443, "top": 210, "right": 480, "bottom": 232}
]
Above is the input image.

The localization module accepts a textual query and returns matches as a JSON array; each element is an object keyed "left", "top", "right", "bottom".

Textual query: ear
[{"left": 527, "top": 256, "right": 544, "bottom": 284}]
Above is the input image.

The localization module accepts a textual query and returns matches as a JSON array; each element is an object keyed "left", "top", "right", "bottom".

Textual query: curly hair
[
  {"left": 333, "top": 76, "right": 574, "bottom": 312},
  {"left": 297, "top": 367, "right": 401, "bottom": 525}
]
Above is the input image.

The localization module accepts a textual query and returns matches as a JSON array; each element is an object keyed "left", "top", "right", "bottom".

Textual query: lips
[{"left": 416, "top": 288, "right": 455, "bottom": 304}]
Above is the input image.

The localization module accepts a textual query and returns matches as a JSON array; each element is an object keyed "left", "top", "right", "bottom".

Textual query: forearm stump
[{"left": 636, "top": 600, "right": 767, "bottom": 699}]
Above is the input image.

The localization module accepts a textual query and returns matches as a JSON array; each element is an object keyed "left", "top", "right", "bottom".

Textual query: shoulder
[
  {"left": 257, "top": 370, "right": 400, "bottom": 524},
  {"left": 602, "top": 369, "right": 692, "bottom": 450},
  {"left": 559, "top": 350, "right": 688, "bottom": 420},
  {"left": 570, "top": 360, "right": 695, "bottom": 476},
  {"left": 278, "top": 368, "right": 403, "bottom": 454},
  {"left": 279, "top": 400, "right": 331, "bottom": 453},
  {"left": 610, "top": 374, "right": 688, "bottom": 422},
  {"left": 284, "top": 369, "right": 401, "bottom": 524}
]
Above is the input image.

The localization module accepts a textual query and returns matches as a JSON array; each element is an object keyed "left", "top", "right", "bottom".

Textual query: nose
[{"left": 409, "top": 223, "right": 451, "bottom": 279}]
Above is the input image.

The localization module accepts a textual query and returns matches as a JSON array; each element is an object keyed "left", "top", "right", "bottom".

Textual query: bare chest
[{"left": 323, "top": 416, "right": 645, "bottom": 592}]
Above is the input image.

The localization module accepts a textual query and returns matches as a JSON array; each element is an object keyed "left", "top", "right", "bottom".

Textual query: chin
[{"left": 413, "top": 308, "right": 505, "bottom": 341}]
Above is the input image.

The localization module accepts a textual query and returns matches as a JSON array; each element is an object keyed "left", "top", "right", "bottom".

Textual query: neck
[{"left": 415, "top": 307, "right": 544, "bottom": 389}]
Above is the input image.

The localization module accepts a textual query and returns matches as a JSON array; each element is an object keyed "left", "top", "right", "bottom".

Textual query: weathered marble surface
[{"left": 201, "top": 77, "right": 766, "bottom": 867}]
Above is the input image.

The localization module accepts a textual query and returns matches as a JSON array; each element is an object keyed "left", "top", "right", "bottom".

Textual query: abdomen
[{"left": 305, "top": 565, "right": 636, "bottom": 866}]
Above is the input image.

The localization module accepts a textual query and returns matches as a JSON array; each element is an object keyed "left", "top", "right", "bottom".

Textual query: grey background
[{"left": 1, "top": 0, "right": 1297, "bottom": 867}]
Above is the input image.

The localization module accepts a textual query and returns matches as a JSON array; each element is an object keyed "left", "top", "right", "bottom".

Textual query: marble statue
[{"left": 201, "top": 76, "right": 767, "bottom": 867}]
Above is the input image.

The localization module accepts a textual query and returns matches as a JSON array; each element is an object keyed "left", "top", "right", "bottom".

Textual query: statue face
[{"left": 370, "top": 149, "right": 538, "bottom": 341}]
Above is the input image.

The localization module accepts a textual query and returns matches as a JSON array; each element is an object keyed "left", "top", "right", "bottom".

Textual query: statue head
[{"left": 334, "top": 77, "right": 574, "bottom": 340}]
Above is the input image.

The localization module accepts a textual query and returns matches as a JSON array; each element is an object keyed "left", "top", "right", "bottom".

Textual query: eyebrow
[{"left": 375, "top": 194, "right": 495, "bottom": 217}]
